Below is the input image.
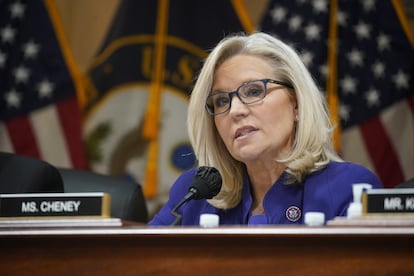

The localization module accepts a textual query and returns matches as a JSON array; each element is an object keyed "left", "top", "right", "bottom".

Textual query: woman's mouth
[{"left": 235, "top": 126, "right": 258, "bottom": 139}]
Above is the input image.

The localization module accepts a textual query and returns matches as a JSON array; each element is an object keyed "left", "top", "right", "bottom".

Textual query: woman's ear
[{"left": 293, "top": 102, "right": 299, "bottom": 121}]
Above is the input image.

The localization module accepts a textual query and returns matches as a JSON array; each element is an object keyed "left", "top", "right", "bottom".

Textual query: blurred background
[
  {"left": 55, "top": 0, "right": 414, "bottom": 72},
  {"left": 55, "top": 0, "right": 268, "bottom": 72},
  {"left": 1, "top": 0, "right": 413, "bottom": 217}
]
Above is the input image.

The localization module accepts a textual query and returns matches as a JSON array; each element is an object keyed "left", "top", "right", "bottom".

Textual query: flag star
[
  {"left": 365, "top": 87, "right": 380, "bottom": 107},
  {"left": 354, "top": 21, "right": 371, "bottom": 39},
  {"left": 304, "top": 23, "right": 321, "bottom": 41},
  {"left": 37, "top": 79, "right": 55, "bottom": 98},
  {"left": 270, "top": 6, "right": 287, "bottom": 24},
  {"left": 4, "top": 89, "right": 21, "bottom": 108},
  {"left": 22, "top": 40, "right": 40, "bottom": 59},
  {"left": 300, "top": 51, "right": 313, "bottom": 67},
  {"left": 339, "top": 104, "right": 351, "bottom": 122},
  {"left": 362, "top": 0, "right": 376, "bottom": 12},
  {"left": 319, "top": 64, "right": 328, "bottom": 78},
  {"left": 392, "top": 70, "right": 410, "bottom": 90},
  {"left": 0, "top": 51, "right": 6, "bottom": 68},
  {"left": 289, "top": 15, "right": 302, "bottom": 32},
  {"left": 312, "top": 0, "right": 328, "bottom": 13},
  {"left": 377, "top": 33, "right": 391, "bottom": 51},
  {"left": 340, "top": 75, "right": 358, "bottom": 94},
  {"left": 347, "top": 49, "right": 364, "bottom": 67},
  {"left": 9, "top": 1, "right": 26, "bottom": 18},
  {"left": 372, "top": 61, "right": 385, "bottom": 78},
  {"left": 1, "top": 25, "right": 16, "bottom": 43},
  {"left": 337, "top": 11, "right": 348, "bottom": 26},
  {"left": 13, "top": 65, "right": 30, "bottom": 83}
]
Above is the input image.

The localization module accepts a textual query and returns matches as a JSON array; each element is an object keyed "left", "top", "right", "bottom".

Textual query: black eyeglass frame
[{"left": 205, "top": 78, "right": 293, "bottom": 116}]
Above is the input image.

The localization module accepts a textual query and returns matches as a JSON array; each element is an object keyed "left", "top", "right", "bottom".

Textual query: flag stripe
[
  {"left": 409, "top": 94, "right": 414, "bottom": 116},
  {"left": 56, "top": 97, "right": 87, "bottom": 169},
  {"left": 381, "top": 100, "right": 414, "bottom": 180},
  {"left": 341, "top": 127, "right": 375, "bottom": 173},
  {"left": 360, "top": 116, "right": 404, "bottom": 188},
  {"left": 30, "top": 105, "right": 71, "bottom": 168},
  {"left": 6, "top": 116, "right": 41, "bottom": 158},
  {"left": 0, "top": 123, "right": 13, "bottom": 152}
]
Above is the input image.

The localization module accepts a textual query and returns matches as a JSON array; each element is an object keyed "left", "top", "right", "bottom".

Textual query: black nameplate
[
  {"left": 0, "top": 193, "right": 111, "bottom": 218},
  {"left": 362, "top": 188, "right": 414, "bottom": 214}
]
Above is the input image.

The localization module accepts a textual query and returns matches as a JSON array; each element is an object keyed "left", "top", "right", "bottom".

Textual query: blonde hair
[{"left": 187, "top": 32, "right": 341, "bottom": 209}]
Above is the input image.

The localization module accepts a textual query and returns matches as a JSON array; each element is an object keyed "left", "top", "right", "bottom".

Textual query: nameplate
[
  {"left": 362, "top": 188, "right": 414, "bottom": 214},
  {"left": 0, "top": 193, "right": 111, "bottom": 219}
]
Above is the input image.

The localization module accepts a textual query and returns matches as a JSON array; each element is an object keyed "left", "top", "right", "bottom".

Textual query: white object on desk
[
  {"left": 304, "top": 212, "right": 325, "bottom": 226},
  {"left": 347, "top": 183, "right": 373, "bottom": 218},
  {"left": 199, "top": 213, "right": 219, "bottom": 227}
]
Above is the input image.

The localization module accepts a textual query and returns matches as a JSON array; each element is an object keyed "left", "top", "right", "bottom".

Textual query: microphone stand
[
  {"left": 170, "top": 191, "right": 196, "bottom": 226},
  {"left": 169, "top": 166, "right": 222, "bottom": 226}
]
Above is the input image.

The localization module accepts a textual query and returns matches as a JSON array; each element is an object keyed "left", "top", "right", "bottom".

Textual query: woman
[{"left": 149, "top": 32, "right": 382, "bottom": 226}]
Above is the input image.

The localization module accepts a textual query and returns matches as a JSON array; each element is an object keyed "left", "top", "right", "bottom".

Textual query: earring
[{"left": 295, "top": 114, "right": 299, "bottom": 121}]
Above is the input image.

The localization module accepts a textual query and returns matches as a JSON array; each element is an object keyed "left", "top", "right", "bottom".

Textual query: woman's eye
[
  {"left": 244, "top": 87, "right": 264, "bottom": 97},
  {"left": 214, "top": 95, "right": 230, "bottom": 107}
]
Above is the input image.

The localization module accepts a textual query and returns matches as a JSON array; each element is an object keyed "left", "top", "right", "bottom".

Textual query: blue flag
[{"left": 82, "top": 0, "right": 252, "bottom": 214}]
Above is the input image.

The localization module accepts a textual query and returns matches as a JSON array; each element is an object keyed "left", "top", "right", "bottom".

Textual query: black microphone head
[{"left": 189, "top": 166, "right": 222, "bottom": 200}]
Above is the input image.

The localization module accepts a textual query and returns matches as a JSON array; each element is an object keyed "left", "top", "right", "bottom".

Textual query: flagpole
[
  {"left": 142, "top": 0, "right": 170, "bottom": 198},
  {"left": 326, "top": 0, "right": 341, "bottom": 153},
  {"left": 231, "top": 0, "right": 255, "bottom": 34},
  {"left": 392, "top": 0, "right": 414, "bottom": 47},
  {"left": 43, "top": 0, "right": 86, "bottom": 110}
]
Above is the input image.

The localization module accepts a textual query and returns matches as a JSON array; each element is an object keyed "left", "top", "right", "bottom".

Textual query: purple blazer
[{"left": 149, "top": 161, "right": 382, "bottom": 226}]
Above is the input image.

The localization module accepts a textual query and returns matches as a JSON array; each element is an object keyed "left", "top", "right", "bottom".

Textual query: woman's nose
[{"left": 228, "top": 95, "right": 249, "bottom": 116}]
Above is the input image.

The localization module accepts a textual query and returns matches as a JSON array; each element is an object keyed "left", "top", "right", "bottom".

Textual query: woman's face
[{"left": 212, "top": 54, "right": 297, "bottom": 166}]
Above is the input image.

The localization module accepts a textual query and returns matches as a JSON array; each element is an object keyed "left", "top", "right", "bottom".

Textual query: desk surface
[{"left": 1, "top": 219, "right": 414, "bottom": 275}]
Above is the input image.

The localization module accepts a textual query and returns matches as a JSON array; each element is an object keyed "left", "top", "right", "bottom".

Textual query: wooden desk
[{"left": 0, "top": 220, "right": 413, "bottom": 275}]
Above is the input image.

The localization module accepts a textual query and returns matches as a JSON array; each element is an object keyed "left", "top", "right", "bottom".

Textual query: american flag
[
  {"left": 260, "top": 0, "right": 414, "bottom": 188},
  {"left": 0, "top": 0, "right": 87, "bottom": 169}
]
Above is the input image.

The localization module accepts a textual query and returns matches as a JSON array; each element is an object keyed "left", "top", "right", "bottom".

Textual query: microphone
[{"left": 170, "top": 166, "right": 222, "bottom": 226}]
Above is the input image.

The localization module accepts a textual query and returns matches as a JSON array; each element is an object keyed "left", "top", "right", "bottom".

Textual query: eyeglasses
[{"left": 205, "top": 79, "right": 293, "bottom": 115}]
